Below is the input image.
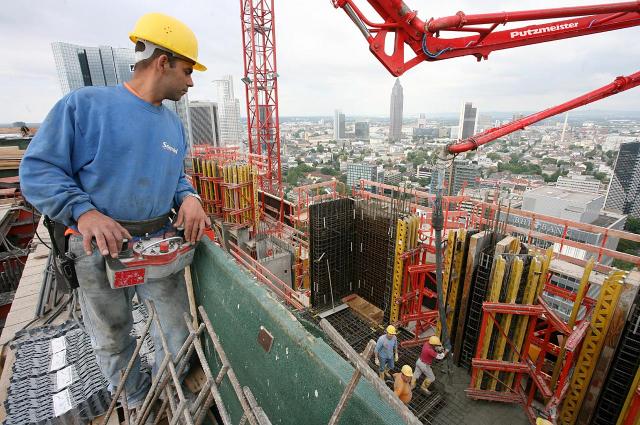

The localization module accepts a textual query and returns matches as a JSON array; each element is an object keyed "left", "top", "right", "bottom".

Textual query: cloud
[{"left": 1, "top": 0, "right": 638, "bottom": 123}]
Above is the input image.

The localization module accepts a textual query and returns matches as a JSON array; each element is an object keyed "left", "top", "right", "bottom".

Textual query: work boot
[
  {"left": 410, "top": 378, "right": 416, "bottom": 389},
  {"left": 420, "top": 379, "right": 432, "bottom": 395},
  {"left": 383, "top": 368, "right": 391, "bottom": 379},
  {"left": 378, "top": 372, "right": 385, "bottom": 380}
]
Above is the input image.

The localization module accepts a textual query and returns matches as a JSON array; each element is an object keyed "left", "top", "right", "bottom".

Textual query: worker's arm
[
  {"left": 374, "top": 337, "right": 383, "bottom": 363},
  {"left": 20, "top": 97, "right": 93, "bottom": 226},
  {"left": 435, "top": 347, "right": 448, "bottom": 360},
  {"left": 20, "top": 96, "right": 130, "bottom": 257}
]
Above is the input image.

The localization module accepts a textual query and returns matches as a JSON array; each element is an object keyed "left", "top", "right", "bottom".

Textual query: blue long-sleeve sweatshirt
[{"left": 19, "top": 85, "right": 196, "bottom": 227}]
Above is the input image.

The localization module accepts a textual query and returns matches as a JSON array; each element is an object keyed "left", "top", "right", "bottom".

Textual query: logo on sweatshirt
[{"left": 162, "top": 142, "right": 178, "bottom": 155}]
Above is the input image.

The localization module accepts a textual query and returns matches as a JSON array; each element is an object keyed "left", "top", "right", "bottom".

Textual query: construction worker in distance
[
  {"left": 413, "top": 335, "right": 448, "bottom": 394},
  {"left": 393, "top": 365, "right": 414, "bottom": 404},
  {"left": 374, "top": 325, "right": 399, "bottom": 379},
  {"left": 20, "top": 13, "right": 210, "bottom": 411}
]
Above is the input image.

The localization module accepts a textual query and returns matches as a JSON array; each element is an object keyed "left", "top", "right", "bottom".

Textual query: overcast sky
[{"left": 1, "top": 0, "right": 638, "bottom": 123}]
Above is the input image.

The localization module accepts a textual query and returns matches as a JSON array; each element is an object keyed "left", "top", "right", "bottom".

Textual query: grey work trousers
[
  {"left": 414, "top": 358, "right": 436, "bottom": 383},
  {"left": 69, "top": 235, "right": 191, "bottom": 407}
]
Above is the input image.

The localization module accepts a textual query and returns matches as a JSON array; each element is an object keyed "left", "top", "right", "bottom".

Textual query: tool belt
[{"left": 116, "top": 212, "right": 172, "bottom": 237}]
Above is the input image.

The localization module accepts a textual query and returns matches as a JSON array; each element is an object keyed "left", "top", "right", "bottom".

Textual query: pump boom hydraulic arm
[
  {"left": 333, "top": 1, "right": 640, "bottom": 154},
  {"left": 448, "top": 70, "right": 640, "bottom": 154},
  {"left": 333, "top": 0, "right": 640, "bottom": 76}
]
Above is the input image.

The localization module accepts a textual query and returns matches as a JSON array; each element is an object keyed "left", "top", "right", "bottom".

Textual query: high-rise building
[
  {"left": 605, "top": 141, "right": 640, "bottom": 218},
  {"left": 51, "top": 42, "right": 135, "bottom": 95},
  {"left": 458, "top": 102, "right": 479, "bottom": 140},
  {"left": 389, "top": 79, "right": 403, "bottom": 142},
  {"left": 383, "top": 170, "right": 402, "bottom": 186},
  {"left": 213, "top": 75, "right": 242, "bottom": 146},
  {"left": 52, "top": 42, "right": 191, "bottom": 146},
  {"left": 417, "top": 113, "right": 427, "bottom": 128},
  {"left": 334, "top": 110, "right": 346, "bottom": 140},
  {"left": 354, "top": 121, "right": 370, "bottom": 140},
  {"left": 347, "top": 163, "right": 378, "bottom": 189},
  {"left": 429, "top": 160, "right": 480, "bottom": 195},
  {"left": 189, "top": 101, "right": 221, "bottom": 147}
]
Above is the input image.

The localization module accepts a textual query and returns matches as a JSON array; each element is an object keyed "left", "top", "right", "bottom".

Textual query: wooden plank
[
  {"left": 453, "top": 231, "right": 492, "bottom": 365},
  {"left": 342, "top": 294, "right": 384, "bottom": 325},
  {"left": 576, "top": 271, "right": 640, "bottom": 425}
]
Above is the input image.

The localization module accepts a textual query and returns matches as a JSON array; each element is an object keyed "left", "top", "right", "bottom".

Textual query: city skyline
[{"left": 1, "top": 0, "right": 639, "bottom": 124}]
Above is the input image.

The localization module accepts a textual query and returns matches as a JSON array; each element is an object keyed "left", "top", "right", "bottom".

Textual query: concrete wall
[{"left": 191, "top": 240, "right": 404, "bottom": 424}]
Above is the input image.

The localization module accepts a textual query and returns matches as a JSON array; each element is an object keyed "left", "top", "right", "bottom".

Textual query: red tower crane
[{"left": 240, "top": 0, "right": 282, "bottom": 195}]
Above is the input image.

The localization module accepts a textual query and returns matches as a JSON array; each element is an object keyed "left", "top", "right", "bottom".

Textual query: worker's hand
[
  {"left": 394, "top": 353, "right": 399, "bottom": 362},
  {"left": 175, "top": 195, "right": 211, "bottom": 243},
  {"left": 77, "top": 210, "right": 132, "bottom": 258},
  {"left": 375, "top": 357, "right": 380, "bottom": 366}
]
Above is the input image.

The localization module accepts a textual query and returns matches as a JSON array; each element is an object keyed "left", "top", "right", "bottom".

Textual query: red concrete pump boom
[
  {"left": 448, "top": 70, "right": 640, "bottom": 154},
  {"left": 333, "top": 1, "right": 640, "bottom": 153}
]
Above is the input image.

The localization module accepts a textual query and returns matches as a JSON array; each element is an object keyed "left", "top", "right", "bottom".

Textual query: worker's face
[
  {"left": 160, "top": 56, "right": 194, "bottom": 101},
  {"left": 402, "top": 375, "right": 411, "bottom": 383},
  {"left": 386, "top": 333, "right": 394, "bottom": 339}
]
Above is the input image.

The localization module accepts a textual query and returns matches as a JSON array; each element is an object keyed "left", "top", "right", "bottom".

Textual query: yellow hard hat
[
  {"left": 536, "top": 419, "right": 552, "bottom": 425},
  {"left": 130, "top": 13, "right": 206, "bottom": 71},
  {"left": 386, "top": 325, "right": 397, "bottom": 335},
  {"left": 401, "top": 365, "right": 413, "bottom": 377},
  {"left": 429, "top": 336, "right": 442, "bottom": 345}
]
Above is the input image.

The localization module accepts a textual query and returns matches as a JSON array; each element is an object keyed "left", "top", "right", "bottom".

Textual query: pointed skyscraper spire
[{"left": 389, "top": 78, "right": 403, "bottom": 142}]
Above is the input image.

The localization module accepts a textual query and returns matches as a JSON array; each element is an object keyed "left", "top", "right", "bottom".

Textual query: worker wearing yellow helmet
[
  {"left": 374, "top": 325, "right": 399, "bottom": 380},
  {"left": 393, "top": 365, "right": 414, "bottom": 404},
  {"left": 20, "top": 12, "right": 209, "bottom": 412},
  {"left": 413, "top": 335, "right": 448, "bottom": 395}
]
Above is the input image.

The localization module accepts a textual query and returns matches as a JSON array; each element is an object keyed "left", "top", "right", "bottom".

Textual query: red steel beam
[{"left": 564, "top": 320, "right": 591, "bottom": 352}]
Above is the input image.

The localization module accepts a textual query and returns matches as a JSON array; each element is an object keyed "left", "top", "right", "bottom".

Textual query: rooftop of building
[
  {"left": 592, "top": 209, "right": 626, "bottom": 227},
  {"left": 524, "top": 186, "right": 604, "bottom": 203}
]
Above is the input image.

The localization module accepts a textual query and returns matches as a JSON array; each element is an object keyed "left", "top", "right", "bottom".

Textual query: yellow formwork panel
[
  {"left": 536, "top": 247, "right": 554, "bottom": 298},
  {"left": 445, "top": 229, "right": 467, "bottom": 337},
  {"left": 409, "top": 216, "right": 419, "bottom": 250},
  {"left": 239, "top": 165, "right": 247, "bottom": 222},
  {"left": 475, "top": 255, "right": 507, "bottom": 390},
  {"left": 390, "top": 218, "right": 407, "bottom": 323},
  {"left": 489, "top": 256, "right": 524, "bottom": 391},
  {"left": 559, "top": 271, "right": 625, "bottom": 425},
  {"left": 438, "top": 230, "right": 457, "bottom": 338},
  {"left": 504, "top": 256, "right": 542, "bottom": 390},
  {"left": 223, "top": 165, "right": 231, "bottom": 219}
]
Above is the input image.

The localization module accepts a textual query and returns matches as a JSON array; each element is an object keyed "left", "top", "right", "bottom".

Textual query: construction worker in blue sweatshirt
[{"left": 19, "top": 13, "right": 210, "bottom": 410}]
